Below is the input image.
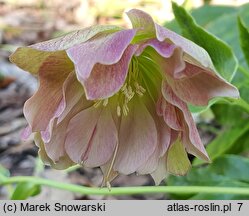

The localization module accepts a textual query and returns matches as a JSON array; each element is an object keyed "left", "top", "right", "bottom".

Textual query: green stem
[{"left": 1, "top": 176, "right": 249, "bottom": 196}]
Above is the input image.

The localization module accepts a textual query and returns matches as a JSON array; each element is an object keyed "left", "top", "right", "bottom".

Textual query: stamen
[
  {"left": 106, "top": 181, "right": 112, "bottom": 191},
  {"left": 134, "top": 82, "right": 146, "bottom": 96},
  {"left": 103, "top": 98, "right": 108, "bottom": 107},
  {"left": 93, "top": 100, "right": 102, "bottom": 108},
  {"left": 136, "top": 89, "right": 144, "bottom": 97},
  {"left": 121, "top": 83, "right": 127, "bottom": 92},
  {"left": 117, "top": 105, "right": 121, "bottom": 117},
  {"left": 122, "top": 104, "right": 129, "bottom": 116}
]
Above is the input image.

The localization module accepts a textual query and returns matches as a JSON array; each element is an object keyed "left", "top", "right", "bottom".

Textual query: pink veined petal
[
  {"left": 126, "top": 9, "right": 156, "bottom": 41},
  {"left": 30, "top": 25, "right": 122, "bottom": 51},
  {"left": 66, "top": 29, "right": 136, "bottom": 82},
  {"left": 83, "top": 45, "right": 138, "bottom": 100},
  {"left": 23, "top": 52, "right": 73, "bottom": 132},
  {"left": 57, "top": 72, "right": 86, "bottom": 123},
  {"left": 44, "top": 96, "right": 88, "bottom": 162},
  {"left": 65, "top": 107, "right": 117, "bottom": 167},
  {"left": 136, "top": 116, "right": 171, "bottom": 175},
  {"left": 162, "top": 83, "right": 209, "bottom": 162},
  {"left": 9, "top": 26, "right": 121, "bottom": 75},
  {"left": 163, "top": 99, "right": 182, "bottom": 131},
  {"left": 113, "top": 98, "right": 157, "bottom": 175},
  {"left": 41, "top": 72, "right": 86, "bottom": 143},
  {"left": 135, "top": 38, "right": 176, "bottom": 58},
  {"left": 157, "top": 117, "right": 172, "bottom": 157},
  {"left": 166, "top": 62, "right": 240, "bottom": 106},
  {"left": 156, "top": 95, "right": 182, "bottom": 131},
  {"left": 34, "top": 132, "right": 75, "bottom": 170},
  {"left": 136, "top": 146, "right": 160, "bottom": 175},
  {"left": 157, "top": 46, "right": 186, "bottom": 79},
  {"left": 155, "top": 24, "right": 215, "bottom": 71}
]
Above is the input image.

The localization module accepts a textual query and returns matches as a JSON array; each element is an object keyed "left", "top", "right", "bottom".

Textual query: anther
[
  {"left": 103, "top": 98, "right": 108, "bottom": 107},
  {"left": 93, "top": 100, "right": 102, "bottom": 108},
  {"left": 122, "top": 104, "right": 129, "bottom": 116},
  {"left": 106, "top": 181, "right": 112, "bottom": 191},
  {"left": 117, "top": 105, "right": 121, "bottom": 117}
]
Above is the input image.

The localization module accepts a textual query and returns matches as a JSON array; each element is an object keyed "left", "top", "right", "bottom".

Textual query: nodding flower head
[{"left": 10, "top": 9, "right": 239, "bottom": 185}]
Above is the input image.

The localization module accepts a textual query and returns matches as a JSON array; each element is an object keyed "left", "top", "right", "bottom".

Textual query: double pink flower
[{"left": 10, "top": 9, "right": 239, "bottom": 185}]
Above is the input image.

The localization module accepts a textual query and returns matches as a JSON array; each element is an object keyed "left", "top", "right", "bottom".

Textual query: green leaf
[
  {"left": 193, "top": 118, "right": 249, "bottom": 165},
  {"left": 168, "top": 155, "right": 249, "bottom": 200},
  {"left": 211, "top": 103, "right": 246, "bottom": 126},
  {"left": 11, "top": 182, "right": 41, "bottom": 200},
  {"left": 172, "top": 2, "right": 238, "bottom": 82},
  {"left": 164, "top": 5, "right": 236, "bottom": 34},
  {"left": 238, "top": 17, "right": 249, "bottom": 68}
]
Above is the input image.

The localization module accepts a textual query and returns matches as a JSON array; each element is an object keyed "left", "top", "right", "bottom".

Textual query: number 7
[{"left": 237, "top": 203, "right": 243, "bottom": 211}]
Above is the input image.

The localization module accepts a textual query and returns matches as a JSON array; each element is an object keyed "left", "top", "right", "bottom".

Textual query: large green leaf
[
  {"left": 190, "top": 5, "right": 237, "bottom": 28},
  {"left": 168, "top": 155, "right": 249, "bottom": 200},
  {"left": 172, "top": 2, "right": 238, "bottom": 82}
]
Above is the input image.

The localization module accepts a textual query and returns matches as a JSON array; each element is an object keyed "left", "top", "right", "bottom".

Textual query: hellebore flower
[{"left": 10, "top": 9, "right": 239, "bottom": 185}]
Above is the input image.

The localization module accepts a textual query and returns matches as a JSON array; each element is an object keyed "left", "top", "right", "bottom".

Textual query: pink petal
[
  {"left": 156, "top": 46, "right": 186, "bottom": 78},
  {"left": 136, "top": 118, "right": 171, "bottom": 175},
  {"left": 113, "top": 98, "right": 157, "bottom": 175},
  {"left": 66, "top": 29, "right": 136, "bottom": 82},
  {"left": 65, "top": 107, "right": 117, "bottom": 167},
  {"left": 150, "top": 129, "right": 178, "bottom": 185},
  {"left": 157, "top": 117, "right": 171, "bottom": 157},
  {"left": 44, "top": 97, "right": 86, "bottom": 162},
  {"left": 30, "top": 25, "right": 122, "bottom": 51},
  {"left": 57, "top": 73, "right": 87, "bottom": 123},
  {"left": 164, "top": 100, "right": 182, "bottom": 131},
  {"left": 83, "top": 45, "right": 137, "bottom": 100},
  {"left": 150, "top": 156, "right": 167, "bottom": 185},
  {"left": 155, "top": 24, "right": 215, "bottom": 71},
  {"left": 34, "top": 133, "right": 75, "bottom": 170},
  {"left": 157, "top": 96, "right": 182, "bottom": 131},
  {"left": 167, "top": 62, "right": 239, "bottom": 106},
  {"left": 126, "top": 9, "right": 156, "bottom": 41},
  {"left": 136, "top": 147, "right": 160, "bottom": 175},
  {"left": 162, "top": 83, "right": 209, "bottom": 161},
  {"left": 135, "top": 38, "right": 176, "bottom": 58},
  {"left": 23, "top": 52, "right": 73, "bottom": 132},
  {"left": 41, "top": 73, "right": 86, "bottom": 143}
]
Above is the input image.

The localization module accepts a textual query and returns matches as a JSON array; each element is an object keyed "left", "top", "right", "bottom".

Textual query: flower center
[{"left": 93, "top": 47, "right": 162, "bottom": 117}]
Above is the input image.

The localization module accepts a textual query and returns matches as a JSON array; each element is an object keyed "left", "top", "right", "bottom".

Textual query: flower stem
[{"left": 1, "top": 176, "right": 249, "bottom": 196}]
